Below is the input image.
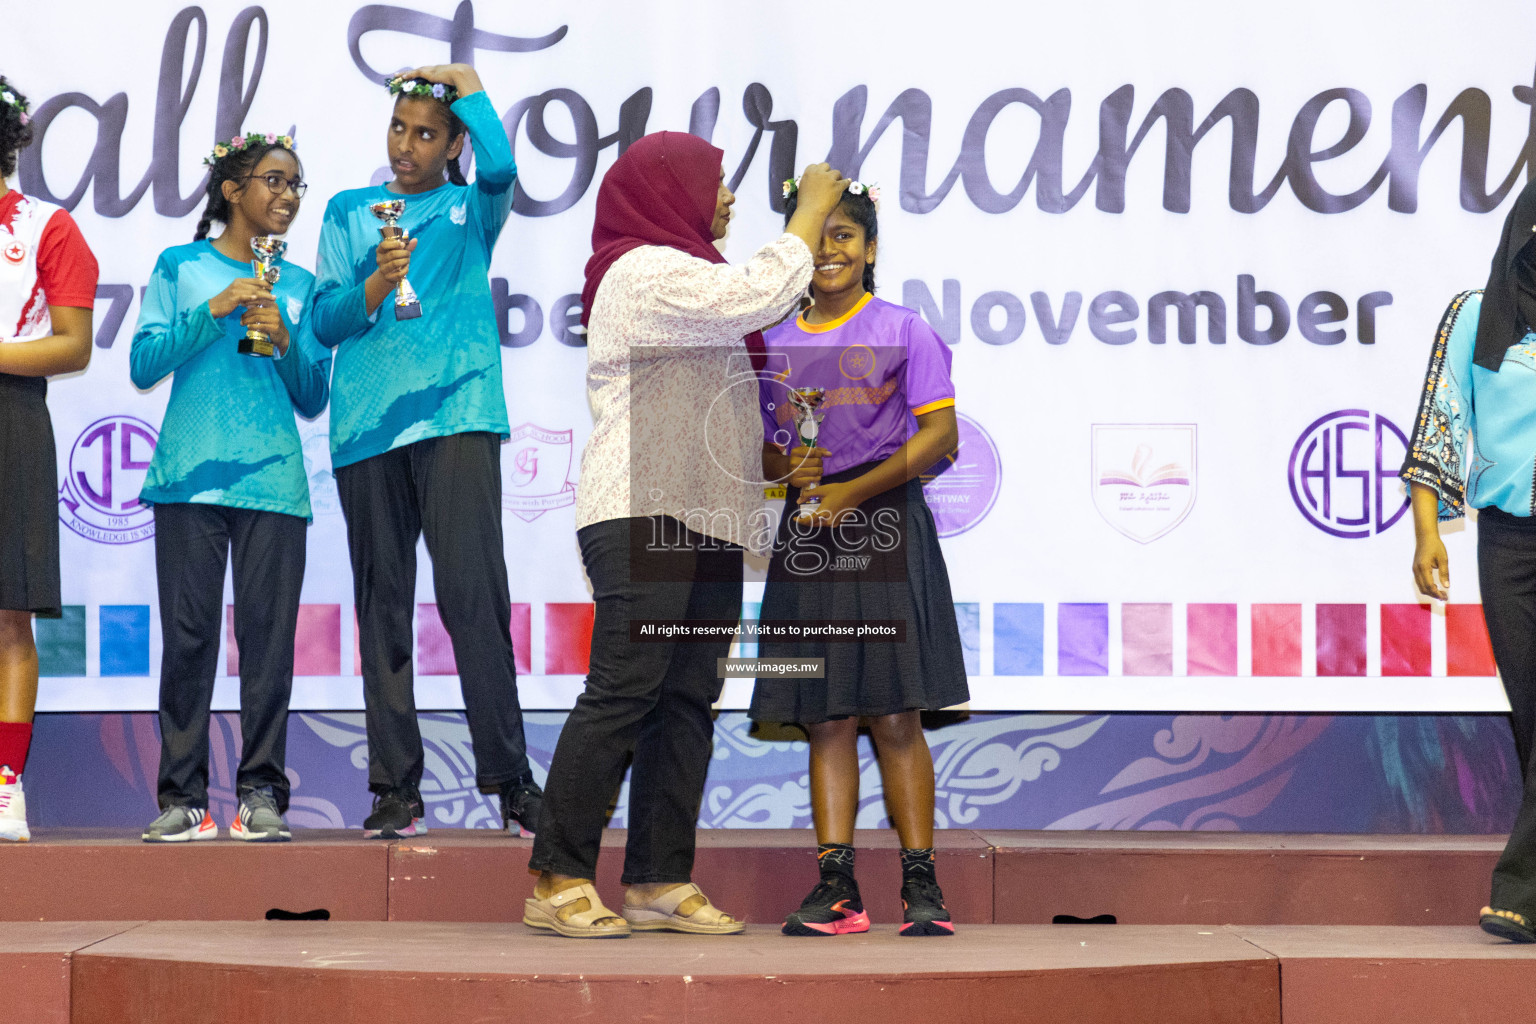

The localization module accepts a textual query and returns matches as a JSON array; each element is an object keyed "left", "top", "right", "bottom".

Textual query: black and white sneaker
[
  {"left": 500, "top": 778, "right": 543, "bottom": 837},
  {"left": 143, "top": 805, "right": 218, "bottom": 843},
  {"left": 230, "top": 786, "right": 292, "bottom": 842},
  {"left": 363, "top": 790, "right": 418, "bottom": 839}
]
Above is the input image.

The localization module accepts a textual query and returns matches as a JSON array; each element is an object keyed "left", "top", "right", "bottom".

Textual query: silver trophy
[
  {"left": 787, "top": 386, "right": 827, "bottom": 520},
  {"left": 240, "top": 235, "right": 286, "bottom": 357},
  {"left": 368, "top": 199, "right": 422, "bottom": 320}
]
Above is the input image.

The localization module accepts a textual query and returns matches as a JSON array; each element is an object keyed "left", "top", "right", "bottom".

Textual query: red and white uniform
[{"left": 0, "top": 190, "right": 98, "bottom": 341}]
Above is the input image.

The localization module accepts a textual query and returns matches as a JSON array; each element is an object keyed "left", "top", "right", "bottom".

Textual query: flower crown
[
  {"left": 0, "top": 83, "right": 29, "bottom": 127},
  {"left": 204, "top": 132, "right": 295, "bottom": 168},
  {"left": 388, "top": 74, "right": 459, "bottom": 105},
  {"left": 782, "top": 176, "right": 882, "bottom": 208}
]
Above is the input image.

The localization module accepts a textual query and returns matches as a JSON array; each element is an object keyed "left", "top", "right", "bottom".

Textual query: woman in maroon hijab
[{"left": 524, "top": 132, "right": 846, "bottom": 938}]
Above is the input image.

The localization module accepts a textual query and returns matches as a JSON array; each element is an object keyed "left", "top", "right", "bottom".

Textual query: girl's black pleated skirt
[
  {"left": 0, "top": 373, "right": 61, "bottom": 616},
  {"left": 749, "top": 461, "right": 970, "bottom": 725}
]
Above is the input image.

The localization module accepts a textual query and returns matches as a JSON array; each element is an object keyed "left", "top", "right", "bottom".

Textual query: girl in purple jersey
[{"left": 752, "top": 180, "right": 968, "bottom": 936}]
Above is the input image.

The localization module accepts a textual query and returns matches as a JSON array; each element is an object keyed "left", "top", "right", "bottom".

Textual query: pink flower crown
[{"left": 204, "top": 132, "right": 295, "bottom": 168}]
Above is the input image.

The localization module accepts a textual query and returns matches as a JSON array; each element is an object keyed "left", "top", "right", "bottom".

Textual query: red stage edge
[
  {"left": 4, "top": 921, "right": 1533, "bottom": 1023},
  {"left": 65, "top": 922, "right": 1280, "bottom": 1024},
  {"left": 0, "top": 829, "right": 1505, "bottom": 926}
]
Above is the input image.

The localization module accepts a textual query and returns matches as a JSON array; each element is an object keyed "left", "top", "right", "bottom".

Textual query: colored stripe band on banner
[
  {"left": 545, "top": 603, "right": 595, "bottom": 675},
  {"left": 228, "top": 604, "right": 342, "bottom": 677},
  {"left": 34, "top": 601, "right": 1504, "bottom": 691},
  {"left": 955, "top": 603, "right": 980, "bottom": 675},
  {"left": 1122, "top": 603, "right": 1172, "bottom": 676},
  {"left": 37, "top": 606, "right": 87, "bottom": 677},
  {"left": 1446, "top": 604, "right": 1497, "bottom": 677},
  {"left": 1058, "top": 603, "right": 1109, "bottom": 676},
  {"left": 1252, "top": 604, "right": 1301, "bottom": 677},
  {"left": 1187, "top": 603, "right": 1237, "bottom": 676},
  {"left": 99, "top": 605, "right": 150, "bottom": 676},
  {"left": 1317, "top": 604, "right": 1367, "bottom": 677},
  {"left": 416, "top": 603, "right": 456, "bottom": 676},
  {"left": 994, "top": 603, "right": 1044, "bottom": 676},
  {"left": 1380, "top": 603, "right": 1431, "bottom": 677},
  {"left": 292, "top": 604, "right": 341, "bottom": 677}
]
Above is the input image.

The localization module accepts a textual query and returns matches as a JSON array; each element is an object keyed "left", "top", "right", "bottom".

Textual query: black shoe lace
[
  {"left": 502, "top": 779, "right": 542, "bottom": 817},
  {"left": 371, "top": 790, "right": 408, "bottom": 814},
  {"left": 902, "top": 877, "right": 944, "bottom": 907},
  {"left": 802, "top": 876, "right": 856, "bottom": 909}
]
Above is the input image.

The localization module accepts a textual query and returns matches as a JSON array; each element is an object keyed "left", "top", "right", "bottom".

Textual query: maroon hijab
[{"left": 580, "top": 131, "right": 766, "bottom": 363}]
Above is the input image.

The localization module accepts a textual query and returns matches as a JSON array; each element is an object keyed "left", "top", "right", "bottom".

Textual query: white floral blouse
[{"left": 574, "top": 233, "right": 814, "bottom": 554}]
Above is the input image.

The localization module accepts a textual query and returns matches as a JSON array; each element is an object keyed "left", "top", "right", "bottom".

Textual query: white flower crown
[
  {"left": 0, "top": 85, "right": 29, "bottom": 127},
  {"left": 782, "top": 176, "right": 882, "bottom": 208}
]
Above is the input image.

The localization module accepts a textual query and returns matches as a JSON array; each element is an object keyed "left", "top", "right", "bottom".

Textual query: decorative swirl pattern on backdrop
[{"left": 34, "top": 709, "right": 1517, "bottom": 835}]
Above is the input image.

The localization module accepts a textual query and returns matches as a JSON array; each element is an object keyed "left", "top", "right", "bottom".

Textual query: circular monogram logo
[
  {"left": 58, "top": 415, "right": 158, "bottom": 544},
  {"left": 1288, "top": 409, "right": 1409, "bottom": 539},
  {"left": 921, "top": 412, "right": 1002, "bottom": 537}
]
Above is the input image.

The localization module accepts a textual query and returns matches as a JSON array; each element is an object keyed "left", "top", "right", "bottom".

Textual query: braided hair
[
  {"left": 444, "top": 105, "right": 468, "bottom": 187},
  {"left": 0, "top": 76, "right": 34, "bottom": 180},
  {"left": 193, "top": 141, "right": 290, "bottom": 241},
  {"left": 782, "top": 188, "right": 879, "bottom": 295}
]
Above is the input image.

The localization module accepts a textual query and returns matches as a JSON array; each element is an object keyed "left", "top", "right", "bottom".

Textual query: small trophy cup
[
  {"left": 368, "top": 199, "right": 422, "bottom": 320},
  {"left": 240, "top": 235, "right": 286, "bottom": 357},
  {"left": 787, "top": 386, "right": 827, "bottom": 521}
]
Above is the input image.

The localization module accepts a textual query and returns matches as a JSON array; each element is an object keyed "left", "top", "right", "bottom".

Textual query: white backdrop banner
[{"left": 8, "top": 0, "right": 1534, "bottom": 712}]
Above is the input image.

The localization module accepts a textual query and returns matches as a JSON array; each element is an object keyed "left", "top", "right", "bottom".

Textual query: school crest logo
[
  {"left": 58, "top": 415, "right": 158, "bottom": 543},
  {"left": 839, "top": 344, "right": 876, "bottom": 381},
  {"left": 501, "top": 423, "right": 576, "bottom": 522},
  {"left": 1091, "top": 424, "right": 1197, "bottom": 544},
  {"left": 450, "top": 204, "right": 467, "bottom": 225}
]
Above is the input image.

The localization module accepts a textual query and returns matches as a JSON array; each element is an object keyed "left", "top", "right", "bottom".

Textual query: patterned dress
[{"left": 1401, "top": 290, "right": 1536, "bottom": 518}]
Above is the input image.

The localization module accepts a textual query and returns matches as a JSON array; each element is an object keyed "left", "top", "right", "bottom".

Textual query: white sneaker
[{"left": 0, "top": 765, "right": 29, "bottom": 842}]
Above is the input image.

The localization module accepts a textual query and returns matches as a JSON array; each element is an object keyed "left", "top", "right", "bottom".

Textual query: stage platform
[
  {"left": 5, "top": 921, "right": 1533, "bottom": 1023},
  {"left": 0, "top": 828, "right": 1504, "bottom": 925},
  {"left": 1, "top": 831, "right": 1527, "bottom": 1022}
]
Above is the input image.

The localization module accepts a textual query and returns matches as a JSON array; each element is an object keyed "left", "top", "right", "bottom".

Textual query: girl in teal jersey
[
  {"left": 131, "top": 133, "right": 329, "bottom": 843},
  {"left": 312, "top": 64, "right": 540, "bottom": 840}
]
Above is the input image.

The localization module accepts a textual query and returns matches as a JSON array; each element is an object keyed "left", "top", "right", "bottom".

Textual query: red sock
[{"left": 0, "top": 722, "right": 33, "bottom": 775}]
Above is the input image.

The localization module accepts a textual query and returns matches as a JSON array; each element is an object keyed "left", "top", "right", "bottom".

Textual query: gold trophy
[
  {"left": 787, "top": 386, "right": 827, "bottom": 521},
  {"left": 240, "top": 235, "right": 286, "bottom": 357},
  {"left": 368, "top": 199, "right": 422, "bottom": 320}
]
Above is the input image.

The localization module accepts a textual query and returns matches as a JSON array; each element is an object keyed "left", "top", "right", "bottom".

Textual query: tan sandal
[
  {"left": 523, "top": 883, "right": 632, "bottom": 938},
  {"left": 1480, "top": 905, "right": 1536, "bottom": 943},
  {"left": 622, "top": 883, "right": 745, "bottom": 934}
]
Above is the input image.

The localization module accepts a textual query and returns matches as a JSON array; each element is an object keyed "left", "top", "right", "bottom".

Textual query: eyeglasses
[{"left": 241, "top": 173, "right": 308, "bottom": 198}]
